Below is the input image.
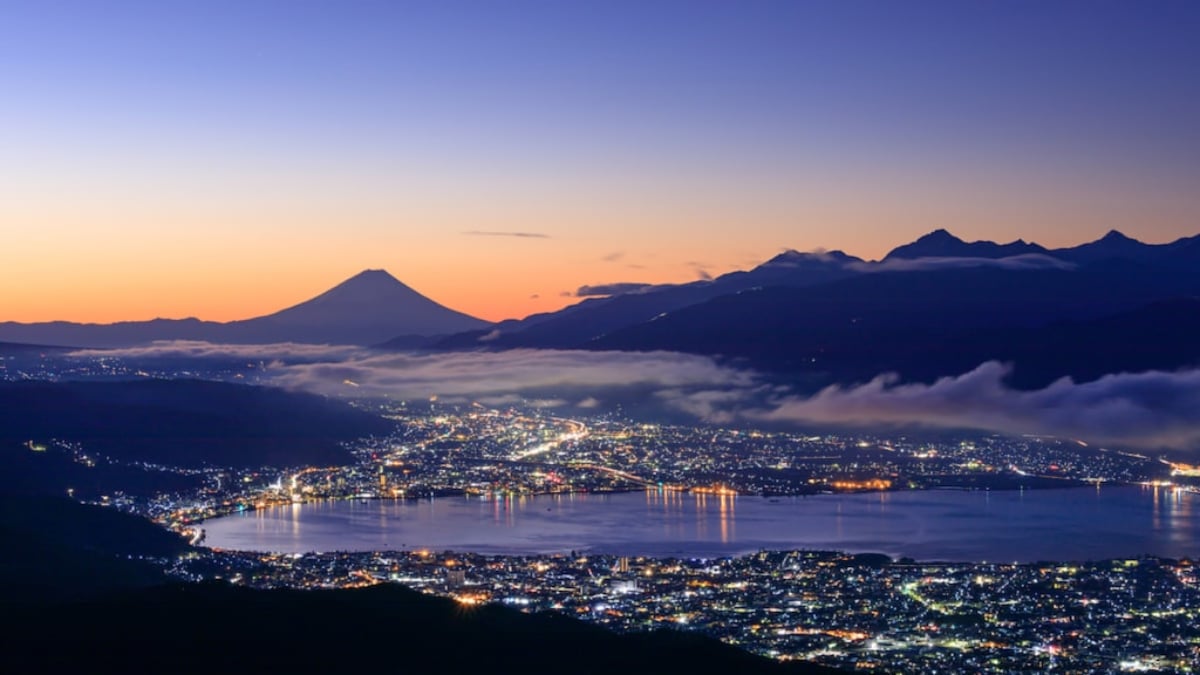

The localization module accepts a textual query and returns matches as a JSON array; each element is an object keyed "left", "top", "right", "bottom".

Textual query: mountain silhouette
[
  {"left": 423, "top": 230, "right": 1200, "bottom": 384},
  {"left": 960, "top": 296, "right": 1200, "bottom": 389},
  {"left": 1052, "top": 229, "right": 1200, "bottom": 265},
  {"left": 221, "top": 269, "right": 489, "bottom": 344},
  {"left": 429, "top": 249, "right": 862, "bottom": 350},
  {"left": 882, "top": 229, "right": 1047, "bottom": 260},
  {"left": 0, "top": 270, "right": 489, "bottom": 348},
  {"left": 588, "top": 259, "right": 1200, "bottom": 388}
]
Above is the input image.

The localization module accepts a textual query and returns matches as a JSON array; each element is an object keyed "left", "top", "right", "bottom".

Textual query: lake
[{"left": 202, "top": 485, "right": 1200, "bottom": 562}]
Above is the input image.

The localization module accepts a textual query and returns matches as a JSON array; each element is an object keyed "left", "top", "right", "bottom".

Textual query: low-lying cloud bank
[
  {"left": 848, "top": 254, "right": 1075, "bottom": 273},
  {"left": 67, "top": 341, "right": 1200, "bottom": 451},
  {"left": 69, "top": 341, "right": 365, "bottom": 363},
  {"left": 743, "top": 362, "right": 1200, "bottom": 450},
  {"left": 575, "top": 282, "right": 655, "bottom": 297},
  {"left": 269, "top": 350, "right": 1200, "bottom": 450},
  {"left": 267, "top": 348, "right": 758, "bottom": 403}
]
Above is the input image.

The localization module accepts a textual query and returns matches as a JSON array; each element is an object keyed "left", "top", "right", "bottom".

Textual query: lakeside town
[
  {"left": 11, "top": 382, "right": 1200, "bottom": 673},
  {"left": 166, "top": 542, "right": 1199, "bottom": 672}
]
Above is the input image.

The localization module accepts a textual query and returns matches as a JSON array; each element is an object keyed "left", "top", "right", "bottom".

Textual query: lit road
[{"left": 508, "top": 417, "right": 588, "bottom": 461}]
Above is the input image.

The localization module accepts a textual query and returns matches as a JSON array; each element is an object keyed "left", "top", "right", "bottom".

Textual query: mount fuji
[{"left": 0, "top": 270, "right": 490, "bottom": 348}]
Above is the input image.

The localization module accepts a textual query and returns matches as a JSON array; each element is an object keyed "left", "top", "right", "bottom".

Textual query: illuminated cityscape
[
  {"left": 38, "top": 400, "right": 1170, "bottom": 529},
  {"left": 168, "top": 541, "right": 1200, "bottom": 672},
  {"left": 13, "top": 383, "right": 1200, "bottom": 672}
]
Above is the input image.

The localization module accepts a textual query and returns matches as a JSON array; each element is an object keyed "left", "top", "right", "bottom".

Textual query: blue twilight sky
[{"left": 2, "top": 0, "right": 1198, "bottom": 322}]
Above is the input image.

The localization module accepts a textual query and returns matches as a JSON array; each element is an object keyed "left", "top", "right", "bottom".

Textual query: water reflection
[
  {"left": 718, "top": 492, "right": 735, "bottom": 544},
  {"left": 1148, "top": 484, "right": 1194, "bottom": 545},
  {"left": 208, "top": 486, "right": 1200, "bottom": 562},
  {"left": 1153, "top": 484, "right": 1161, "bottom": 533}
]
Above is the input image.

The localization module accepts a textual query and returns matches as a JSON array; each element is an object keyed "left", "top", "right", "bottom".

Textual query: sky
[{"left": 2, "top": 0, "right": 1199, "bottom": 324}]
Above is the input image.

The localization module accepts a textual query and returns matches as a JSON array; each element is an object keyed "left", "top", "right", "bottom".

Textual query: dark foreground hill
[
  {"left": 6, "top": 582, "right": 841, "bottom": 675},
  {"left": 0, "top": 379, "right": 393, "bottom": 468},
  {"left": 0, "top": 495, "right": 189, "bottom": 604},
  {"left": 0, "top": 497, "right": 840, "bottom": 674},
  {"left": 0, "top": 437, "right": 206, "bottom": 499}
]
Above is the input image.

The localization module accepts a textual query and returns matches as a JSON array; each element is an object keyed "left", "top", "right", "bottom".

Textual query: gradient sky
[{"left": 3, "top": 0, "right": 1199, "bottom": 323}]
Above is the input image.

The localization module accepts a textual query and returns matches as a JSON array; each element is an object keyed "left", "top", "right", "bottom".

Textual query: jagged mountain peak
[
  {"left": 884, "top": 230, "right": 1046, "bottom": 261},
  {"left": 1100, "top": 229, "right": 1134, "bottom": 242},
  {"left": 765, "top": 249, "right": 855, "bottom": 266},
  {"left": 1050, "top": 230, "right": 1153, "bottom": 264},
  {"left": 918, "top": 228, "right": 963, "bottom": 242}
]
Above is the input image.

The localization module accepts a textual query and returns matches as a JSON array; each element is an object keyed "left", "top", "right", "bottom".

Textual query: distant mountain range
[
  {"left": 4, "top": 230, "right": 1200, "bottom": 391},
  {"left": 427, "top": 229, "right": 1200, "bottom": 389},
  {"left": 882, "top": 229, "right": 1048, "bottom": 260},
  {"left": 885, "top": 228, "right": 1200, "bottom": 264},
  {"left": 0, "top": 269, "right": 489, "bottom": 348}
]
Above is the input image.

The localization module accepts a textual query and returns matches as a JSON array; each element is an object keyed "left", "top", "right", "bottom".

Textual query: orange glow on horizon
[
  {"left": 0, "top": 257, "right": 744, "bottom": 325},
  {"left": 4, "top": 199, "right": 1197, "bottom": 326},
  {"left": 5, "top": 2, "right": 1200, "bottom": 329}
]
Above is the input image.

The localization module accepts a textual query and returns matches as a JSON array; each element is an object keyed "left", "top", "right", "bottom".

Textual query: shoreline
[
  {"left": 195, "top": 483, "right": 1196, "bottom": 564},
  {"left": 189, "top": 477, "right": 1146, "bottom": 526}
]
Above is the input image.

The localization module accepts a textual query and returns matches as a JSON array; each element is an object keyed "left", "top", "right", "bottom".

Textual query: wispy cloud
[
  {"left": 575, "top": 282, "right": 654, "bottom": 297},
  {"left": 462, "top": 230, "right": 550, "bottom": 239},
  {"left": 686, "top": 261, "right": 714, "bottom": 281},
  {"left": 68, "top": 340, "right": 365, "bottom": 362},
  {"left": 69, "top": 341, "right": 1200, "bottom": 451},
  {"left": 602, "top": 251, "right": 625, "bottom": 262},
  {"left": 267, "top": 348, "right": 757, "bottom": 405}
]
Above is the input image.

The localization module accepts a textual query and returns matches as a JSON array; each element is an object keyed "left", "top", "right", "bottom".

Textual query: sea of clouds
[{"left": 75, "top": 341, "right": 1200, "bottom": 451}]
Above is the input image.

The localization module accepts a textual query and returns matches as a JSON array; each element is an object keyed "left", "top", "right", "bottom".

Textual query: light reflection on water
[{"left": 203, "top": 485, "right": 1199, "bottom": 562}]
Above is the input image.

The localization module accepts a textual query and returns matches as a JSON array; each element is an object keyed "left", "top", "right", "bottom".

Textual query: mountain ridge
[
  {"left": 414, "top": 229, "right": 1200, "bottom": 391},
  {"left": 425, "top": 229, "right": 1200, "bottom": 354},
  {"left": 5, "top": 230, "right": 1198, "bottom": 352},
  {"left": 882, "top": 229, "right": 1048, "bottom": 260},
  {"left": 585, "top": 258, "right": 1200, "bottom": 388}
]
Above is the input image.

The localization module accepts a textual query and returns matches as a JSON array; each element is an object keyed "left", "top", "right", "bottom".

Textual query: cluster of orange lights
[
  {"left": 788, "top": 627, "right": 869, "bottom": 641},
  {"left": 829, "top": 479, "right": 892, "bottom": 491},
  {"left": 690, "top": 485, "right": 738, "bottom": 496},
  {"left": 453, "top": 593, "right": 488, "bottom": 606}
]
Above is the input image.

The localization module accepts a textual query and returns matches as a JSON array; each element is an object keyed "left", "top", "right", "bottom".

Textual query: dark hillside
[
  {"left": 0, "top": 496, "right": 188, "bottom": 604},
  {"left": 0, "top": 379, "right": 392, "bottom": 468},
  {"left": 6, "top": 581, "right": 843, "bottom": 674}
]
